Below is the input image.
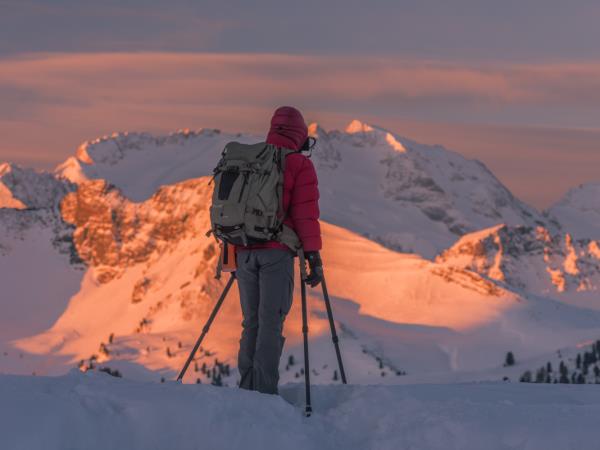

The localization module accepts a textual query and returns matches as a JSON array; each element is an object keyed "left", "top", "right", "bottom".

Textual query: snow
[
  {"left": 2, "top": 372, "right": 600, "bottom": 450},
  {"left": 2, "top": 120, "right": 600, "bottom": 446},
  {"left": 385, "top": 132, "right": 407, "bottom": 152},
  {"left": 0, "top": 215, "right": 82, "bottom": 343},
  {"left": 56, "top": 130, "right": 257, "bottom": 203},
  {"left": 437, "top": 224, "right": 600, "bottom": 300},
  {"left": 547, "top": 182, "right": 600, "bottom": 240},
  {"left": 312, "top": 122, "right": 549, "bottom": 257},
  {"left": 345, "top": 119, "right": 374, "bottom": 133},
  {"left": 53, "top": 122, "right": 548, "bottom": 258},
  {"left": 8, "top": 213, "right": 600, "bottom": 384},
  {"left": 0, "top": 180, "right": 25, "bottom": 209},
  {"left": 0, "top": 163, "right": 72, "bottom": 209},
  {"left": 1, "top": 121, "right": 599, "bottom": 383}
]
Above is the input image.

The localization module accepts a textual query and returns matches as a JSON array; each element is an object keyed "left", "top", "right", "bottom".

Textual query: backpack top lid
[{"left": 220, "top": 141, "right": 270, "bottom": 163}]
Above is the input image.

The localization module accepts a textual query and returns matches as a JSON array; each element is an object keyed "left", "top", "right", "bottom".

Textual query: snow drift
[{"left": 2, "top": 372, "right": 600, "bottom": 450}]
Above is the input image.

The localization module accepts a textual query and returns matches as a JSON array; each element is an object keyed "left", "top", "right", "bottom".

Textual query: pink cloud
[
  {"left": 4, "top": 52, "right": 600, "bottom": 113},
  {"left": 1, "top": 52, "right": 600, "bottom": 208}
]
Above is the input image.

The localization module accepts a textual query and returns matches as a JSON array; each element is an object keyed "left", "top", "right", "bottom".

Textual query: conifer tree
[
  {"left": 212, "top": 373, "right": 222, "bottom": 386},
  {"left": 535, "top": 367, "right": 546, "bottom": 383},
  {"left": 519, "top": 371, "right": 532, "bottom": 383},
  {"left": 559, "top": 361, "right": 569, "bottom": 383},
  {"left": 504, "top": 352, "right": 516, "bottom": 367}
]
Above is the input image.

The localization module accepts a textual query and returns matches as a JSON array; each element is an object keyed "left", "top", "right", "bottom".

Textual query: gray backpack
[{"left": 209, "top": 141, "right": 302, "bottom": 253}]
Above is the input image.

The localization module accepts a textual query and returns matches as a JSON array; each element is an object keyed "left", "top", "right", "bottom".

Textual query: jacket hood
[{"left": 266, "top": 106, "right": 308, "bottom": 150}]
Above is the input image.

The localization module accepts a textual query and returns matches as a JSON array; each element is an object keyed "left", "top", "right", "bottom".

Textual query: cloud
[
  {"left": 4, "top": 0, "right": 600, "bottom": 63},
  {"left": 1, "top": 52, "right": 599, "bottom": 207},
  {"left": 3, "top": 53, "right": 600, "bottom": 111}
]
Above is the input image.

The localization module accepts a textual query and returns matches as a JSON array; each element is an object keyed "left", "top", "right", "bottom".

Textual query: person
[{"left": 236, "top": 106, "right": 323, "bottom": 394}]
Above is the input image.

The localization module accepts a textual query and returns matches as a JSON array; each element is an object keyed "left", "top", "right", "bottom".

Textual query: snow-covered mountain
[
  {"left": 311, "top": 120, "right": 549, "bottom": 257},
  {"left": 436, "top": 224, "right": 600, "bottom": 301},
  {"left": 1, "top": 121, "right": 599, "bottom": 386},
  {"left": 0, "top": 164, "right": 81, "bottom": 344},
  {"left": 9, "top": 173, "right": 582, "bottom": 382},
  {"left": 546, "top": 182, "right": 600, "bottom": 241},
  {"left": 52, "top": 121, "right": 550, "bottom": 258},
  {"left": 0, "top": 162, "right": 73, "bottom": 209}
]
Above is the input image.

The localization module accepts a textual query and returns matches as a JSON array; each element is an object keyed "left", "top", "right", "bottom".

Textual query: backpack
[{"left": 208, "top": 141, "right": 302, "bottom": 254}]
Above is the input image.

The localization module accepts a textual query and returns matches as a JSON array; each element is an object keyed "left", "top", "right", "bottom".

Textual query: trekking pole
[
  {"left": 320, "top": 275, "right": 347, "bottom": 384},
  {"left": 300, "top": 277, "right": 313, "bottom": 417},
  {"left": 176, "top": 272, "right": 236, "bottom": 382}
]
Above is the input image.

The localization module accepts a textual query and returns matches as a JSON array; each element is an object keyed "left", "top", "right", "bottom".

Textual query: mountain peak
[
  {"left": 554, "top": 182, "right": 600, "bottom": 210},
  {"left": 307, "top": 122, "right": 324, "bottom": 137},
  {"left": 0, "top": 162, "right": 12, "bottom": 176},
  {"left": 345, "top": 119, "right": 374, "bottom": 134},
  {"left": 546, "top": 182, "right": 600, "bottom": 240},
  {"left": 0, "top": 164, "right": 74, "bottom": 210}
]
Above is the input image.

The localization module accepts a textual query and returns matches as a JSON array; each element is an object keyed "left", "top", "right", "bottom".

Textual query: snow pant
[{"left": 236, "top": 248, "right": 294, "bottom": 395}]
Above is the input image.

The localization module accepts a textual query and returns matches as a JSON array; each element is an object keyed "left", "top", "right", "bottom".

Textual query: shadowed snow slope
[
  {"left": 546, "top": 182, "right": 600, "bottom": 241},
  {"left": 2, "top": 372, "right": 600, "bottom": 450}
]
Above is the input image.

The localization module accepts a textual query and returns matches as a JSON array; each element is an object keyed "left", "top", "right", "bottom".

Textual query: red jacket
[{"left": 243, "top": 106, "right": 322, "bottom": 252}]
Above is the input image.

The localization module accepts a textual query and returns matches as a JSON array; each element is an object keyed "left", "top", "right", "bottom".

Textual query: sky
[{"left": 1, "top": 0, "right": 599, "bottom": 208}]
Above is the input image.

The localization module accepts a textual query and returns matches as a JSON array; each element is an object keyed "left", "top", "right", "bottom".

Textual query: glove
[{"left": 304, "top": 251, "right": 324, "bottom": 287}]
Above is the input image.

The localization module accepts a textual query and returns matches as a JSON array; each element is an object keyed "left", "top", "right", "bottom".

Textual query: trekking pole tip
[{"left": 304, "top": 406, "right": 313, "bottom": 418}]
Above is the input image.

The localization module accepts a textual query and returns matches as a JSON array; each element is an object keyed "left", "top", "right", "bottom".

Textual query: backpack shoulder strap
[
  {"left": 272, "top": 147, "right": 304, "bottom": 259},
  {"left": 274, "top": 147, "right": 298, "bottom": 221},
  {"left": 278, "top": 147, "right": 297, "bottom": 172}
]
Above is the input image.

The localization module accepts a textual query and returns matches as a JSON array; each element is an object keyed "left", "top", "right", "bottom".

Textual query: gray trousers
[{"left": 236, "top": 248, "right": 294, "bottom": 394}]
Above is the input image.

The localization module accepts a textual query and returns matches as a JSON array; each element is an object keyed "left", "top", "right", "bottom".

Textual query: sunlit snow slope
[{"left": 5, "top": 180, "right": 600, "bottom": 384}]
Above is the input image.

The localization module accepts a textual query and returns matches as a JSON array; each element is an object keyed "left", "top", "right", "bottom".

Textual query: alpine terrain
[{"left": 1, "top": 121, "right": 599, "bottom": 449}]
